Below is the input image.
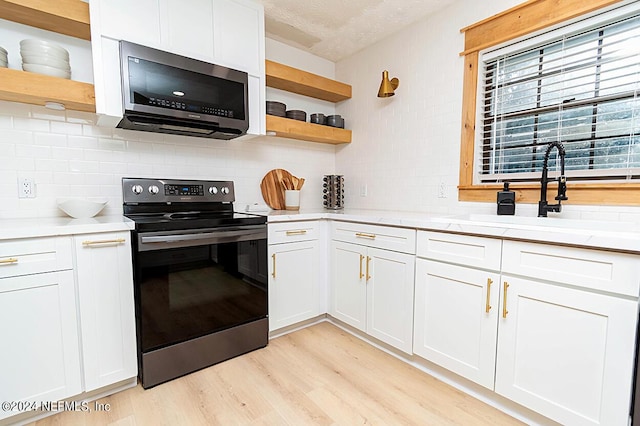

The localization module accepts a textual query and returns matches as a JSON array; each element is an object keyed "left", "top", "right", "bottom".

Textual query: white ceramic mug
[{"left": 285, "top": 190, "right": 300, "bottom": 210}]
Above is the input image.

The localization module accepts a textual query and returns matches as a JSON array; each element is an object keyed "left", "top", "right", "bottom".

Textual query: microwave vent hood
[{"left": 117, "top": 41, "right": 249, "bottom": 140}]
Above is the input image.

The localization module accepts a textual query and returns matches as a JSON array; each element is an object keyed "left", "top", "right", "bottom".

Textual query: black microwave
[{"left": 117, "top": 41, "right": 249, "bottom": 140}]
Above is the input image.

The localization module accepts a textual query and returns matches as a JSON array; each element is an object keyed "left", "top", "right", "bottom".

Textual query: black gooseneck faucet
[{"left": 538, "top": 141, "right": 568, "bottom": 217}]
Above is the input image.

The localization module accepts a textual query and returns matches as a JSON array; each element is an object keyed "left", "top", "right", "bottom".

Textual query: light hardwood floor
[{"left": 30, "top": 322, "right": 523, "bottom": 425}]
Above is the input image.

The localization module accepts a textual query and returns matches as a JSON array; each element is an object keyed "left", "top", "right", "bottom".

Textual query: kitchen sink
[{"left": 432, "top": 213, "right": 640, "bottom": 236}]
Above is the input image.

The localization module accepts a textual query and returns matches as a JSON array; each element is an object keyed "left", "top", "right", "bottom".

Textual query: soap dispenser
[{"left": 497, "top": 182, "right": 515, "bottom": 215}]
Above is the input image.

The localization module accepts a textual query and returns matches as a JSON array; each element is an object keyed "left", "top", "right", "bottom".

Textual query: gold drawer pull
[
  {"left": 355, "top": 232, "right": 376, "bottom": 239},
  {"left": 485, "top": 278, "right": 493, "bottom": 313},
  {"left": 285, "top": 230, "right": 307, "bottom": 236},
  {"left": 503, "top": 281, "right": 510, "bottom": 319},
  {"left": 359, "top": 254, "right": 364, "bottom": 279},
  {"left": 366, "top": 256, "right": 372, "bottom": 281},
  {"left": 82, "top": 238, "right": 126, "bottom": 246},
  {"left": 0, "top": 257, "right": 18, "bottom": 265}
]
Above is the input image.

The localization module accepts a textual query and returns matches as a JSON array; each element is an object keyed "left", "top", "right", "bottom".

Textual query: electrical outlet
[
  {"left": 18, "top": 178, "right": 36, "bottom": 198},
  {"left": 438, "top": 180, "right": 447, "bottom": 198},
  {"left": 360, "top": 184, "right": 368, "bottom": 197}
]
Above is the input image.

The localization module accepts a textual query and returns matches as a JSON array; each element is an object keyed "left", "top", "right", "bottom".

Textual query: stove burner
[{"left": 123, "top": 178, "right": 266, "bottom": 232}]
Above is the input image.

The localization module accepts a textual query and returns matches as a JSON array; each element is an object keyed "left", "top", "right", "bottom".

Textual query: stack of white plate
[
  {"left": 0, "top": 46, "right": 7, "bottom": 68},
  {"left": 20, "top": 39, "right": 70, "bottom": 79}
]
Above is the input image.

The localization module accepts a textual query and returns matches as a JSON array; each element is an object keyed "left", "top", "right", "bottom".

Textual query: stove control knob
[
  {"left": 148, "top": 185, "right": 159, "bottom": 195},
  {"left": 132, "top": 185, "right": 143, "bottom": 195},
  {"left": 208, "top": 186, "right": 218, "bottom": 195},
  {"left": 221, "top": 186, "right": 230, "bottom": 195}
]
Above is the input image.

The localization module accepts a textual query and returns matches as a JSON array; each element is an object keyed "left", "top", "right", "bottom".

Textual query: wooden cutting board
[{"left": 260, "top": 169, "right": 294, "bottom": 210}]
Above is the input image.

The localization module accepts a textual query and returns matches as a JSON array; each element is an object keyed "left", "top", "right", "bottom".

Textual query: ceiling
[{"left": 259, "top": 0, "right": 457, "bottom": 62}]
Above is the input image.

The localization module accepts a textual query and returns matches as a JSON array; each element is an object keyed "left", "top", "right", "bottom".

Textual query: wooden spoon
[{"left": 296, "top": 178, "right": 305, "bottom": 190}]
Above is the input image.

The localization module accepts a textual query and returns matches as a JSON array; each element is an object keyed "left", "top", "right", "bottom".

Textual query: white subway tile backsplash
[
  {"left": 13, "top": 117, "right": 50, "bottom": 132},
  {"left": 34, "top": 132, "right": 67, "bottom": 147},
  {"left": 50, "top": 121, "right": 83, "bottom": 135},
  {"left": 0, "top": 101, "right": 336, "bottom": 218}
]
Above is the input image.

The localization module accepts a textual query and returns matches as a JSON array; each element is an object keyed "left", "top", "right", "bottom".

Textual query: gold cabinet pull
[
  {"left": 355, "top": 232, "right": 376, "bottom": 239},
  {"left": 366, "top": 256, "right": 372, "bottom": 281},
  {"left": 82, "top": 238, "right": 126, "bottom": 246},
  {"left": 485, "top": 278, "right": 493, "bottom": 313},
  {"left": 0, "top": 257, "right": 18, "bottom": 265},
  {"left": 285, "top": 230, "right": 307, "bottom": 236},
  {"left": 271, "top": 253, "right": 276, "bottom": 278},
  {"left": 359, "top": 254, "right": 364, "bottom": 279},
  {"left": 502, "top": 281, "right": 510, "bottom": 318}
]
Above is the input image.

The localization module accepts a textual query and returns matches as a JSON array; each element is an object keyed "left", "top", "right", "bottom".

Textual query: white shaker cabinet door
[
  {"left": 330, "top": 241, "right": 367, "bottom": 331},
  {"left": 413, "top": 260, "right": 500, "bottom": 389},
  {"left": 74, "top": 233, "right": 137, "bottom": 392},
  {"left": 159, "top": 0, "right": 215, "bottom": 60},
  {"left": 212, "top": 0, "right": 264, "bottom": 75},
  {"left": 495, "top": 275, "right": 637, "bottom": 426},
  {"left": 0, "top": 271, "right": 82, "bottom": 420},
  {"left": 366, "top": 247, "right": 415, "bottom": 354},
  {"left": 268, "top": 241, "right": 320, "bottom": 331},
  {"left": 92, "top": 0, "right": 161, "bottom": 48}
]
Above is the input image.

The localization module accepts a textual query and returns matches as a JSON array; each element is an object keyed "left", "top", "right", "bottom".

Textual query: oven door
[{"left": 133, "top": 225, "right": 267, "bottom": 354}]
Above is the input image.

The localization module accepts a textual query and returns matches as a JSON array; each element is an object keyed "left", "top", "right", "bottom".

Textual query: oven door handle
[{"left": 139, "top": 226, "right": 266, "bottom": 250}]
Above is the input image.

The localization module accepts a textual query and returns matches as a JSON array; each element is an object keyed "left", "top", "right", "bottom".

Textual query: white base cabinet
[
  {"left": 74, "top": 232, "right": 137, "bottom": 392},
  {"left": 0, "top": 231, "right": 137, "bottom": 423},
  {"left": 413, "top": 232, "right": 639, "bottom": 426},
  {"left": 413, "top": 260, "right": 500, "bottom": 389},
  {"left": 0, "top": 270, "right": 82, "bottom": 421},
  {"left": 268, "top": 222, "right": 321, "bottom": 331},
  {"left": 495, "top": 275, "right": 637, "bottom": 426},
  {"left": 269, "top": 241, "right": 320, "bottom": 330},
  {"left": 330, "top": 222, "right": 416, "bottom": 354},
  {"left": 0, "top": 236, "right": 82, "bottom": 421},
  {"left": 495, "top": 240, "right": 639, "bottom": 426}
]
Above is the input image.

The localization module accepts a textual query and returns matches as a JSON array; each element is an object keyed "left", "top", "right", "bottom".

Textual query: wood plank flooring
[{"left": 29, "top": 322, "right": 523, "bottom": 425}]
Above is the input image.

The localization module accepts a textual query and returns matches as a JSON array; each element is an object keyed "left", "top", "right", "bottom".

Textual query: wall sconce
[{"left": 377, "top": 70, "right": 399, "bottom": 97}]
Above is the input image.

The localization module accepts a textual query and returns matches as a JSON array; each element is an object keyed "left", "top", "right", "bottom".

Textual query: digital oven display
[{"left": 165, "top": 184, "right": 204, "bottom": 196}]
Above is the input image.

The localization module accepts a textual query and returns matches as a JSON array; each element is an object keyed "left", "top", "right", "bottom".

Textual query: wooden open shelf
[
  {"left": 266, "top": 115, "right": 351, "bottom": 145},
  {"left": 0, "top": 0, "right": 91, "bottom": 40},
  {"left": 0, "top": 0, "right": 94, "bottom": 112},
  {"left": 0, "top": 68, "right": 95, "bottom": 112},
  {"left": 266, "top": 60, "right": 352, "bottom": 144},
  {"left": 266, "top": 60, "right": 351, "bottom": 103}
]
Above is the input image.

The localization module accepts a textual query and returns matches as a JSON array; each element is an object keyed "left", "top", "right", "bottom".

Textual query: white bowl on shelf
[
  {"left": 22, "top": 63, "right": 71, "bottom": 79},
  {"left": 57, "top": 198, "right": 108, "bottom": 219},
  {"left": 21, "top": 54, "right": 70, "bottom": 70},
  {"left": 20, "top": 39, "right": 69, "bottom": 58}
]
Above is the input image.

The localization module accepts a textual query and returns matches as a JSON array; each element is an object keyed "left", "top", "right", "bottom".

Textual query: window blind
[{"left": 478, "top": 9, "right": 640, "bottom": 183}]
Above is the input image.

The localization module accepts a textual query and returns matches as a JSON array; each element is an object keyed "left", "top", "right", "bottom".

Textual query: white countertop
[
  {"left": 0, "top": 215, "right": 135, "bottom": 241},
  {"left": 3, "top": 209, "right": 640, "bottom": 253},
  {"left": 266, "top": 208, "right": 640, "bottom": 253}
]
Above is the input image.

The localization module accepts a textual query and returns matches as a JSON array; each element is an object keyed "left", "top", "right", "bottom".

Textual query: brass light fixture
[{"left": 377, "top": 70, "right": 399, "bottom": 97}]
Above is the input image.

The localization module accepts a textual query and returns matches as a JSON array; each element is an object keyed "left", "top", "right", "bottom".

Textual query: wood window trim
[{"left": 457, "top": 0, "right": 636, "bottom": 206}]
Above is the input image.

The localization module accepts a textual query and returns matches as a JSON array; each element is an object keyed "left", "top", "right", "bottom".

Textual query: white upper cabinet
[
  {"left": 213, "top": 0, "right": 264, "bottom": 75},
  {"left": 89, "top": 0, "right": 265, "bottom": 134},
  {"left": 159, "top": 0, "right": 214, "bottom": 61},
  {"left": 94, "top": 0, "right": 161, "bottom": 47}
]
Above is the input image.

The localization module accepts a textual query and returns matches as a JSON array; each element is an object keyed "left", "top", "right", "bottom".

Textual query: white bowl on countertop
[
  {"left": 57, "top": 198, "right": 108, "bottom": 219},
  {"left": 22, "top": 63, "right": 71, "bottom": 79}
]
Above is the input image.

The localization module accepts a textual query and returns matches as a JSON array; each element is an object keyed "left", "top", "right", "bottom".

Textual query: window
[
  {"left": 478, "top": 10, "right": 640, "bottom": 184},
  {"left": 458, "top": 0, "right": 640, "bottom": 206}
]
